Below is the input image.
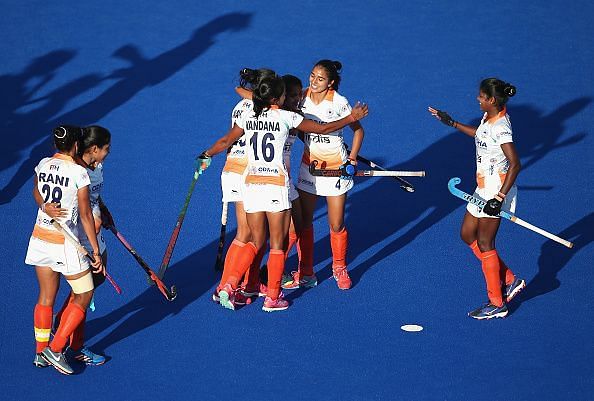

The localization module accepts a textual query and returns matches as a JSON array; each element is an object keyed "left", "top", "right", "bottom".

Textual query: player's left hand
[
  {"left": 340, "top": 160, "right": 356, "bottom": 178},
  {"left": 483, "top": 198, "right": 503, "bottom": 216}
]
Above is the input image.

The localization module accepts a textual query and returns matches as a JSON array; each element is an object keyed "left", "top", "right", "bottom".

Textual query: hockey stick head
[
  {"left": 448, "top": 177, "right": 462, "bottom": 191},
  {"left": 401, "top": 185, "right": 415, "bottom": 193}
]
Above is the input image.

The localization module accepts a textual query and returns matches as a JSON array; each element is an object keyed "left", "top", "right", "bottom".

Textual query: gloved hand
[
  {"left": 339, "top": 160, "right": 356, "bottom": 178},
  {"left": 100, "top": 205, "right": 115, "bottom": 228},
  {"left": 196, "top": 151, "right": 211, "bottom": 175},
  {"left": 482, "top": 198, "right": 503, "bottom": 216},
  {"left": 435, "top": 109, "right": 455, "bottom": 127}
]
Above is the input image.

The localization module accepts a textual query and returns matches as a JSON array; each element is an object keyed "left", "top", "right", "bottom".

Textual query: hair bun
[
  {"left": 240, "top": 68, "right": 255, "bottom": 80},
  {"left": 504, "top": 84, "right": 516, "bottom": 97},
  {"left": 53, "top": 126, "right": 68, "bottom": 139},
  {"left": 333, "top": 61, "right": 342, "bottom": 71}
]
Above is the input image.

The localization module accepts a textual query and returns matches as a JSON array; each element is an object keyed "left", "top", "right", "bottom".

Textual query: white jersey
[
  {"left": 474, "top": 110, "right": 513, "bottom": 190},
  {"left": 299, "top": 89, "right": 351, "bottom": 169},
  {"left": 283, "top": 128, "right": 298, "bottom": 175},
  {"left": 222, "top": 99, "right": 252, "bottom": 175},
  {"left": 31, "top": 153, "right": 90, "bottom": 243},
  {"left": 239, "top": 105, "right": 304, "bottom": 187},
  {"left": 78, "top": 163, "right": 107, "bottom": 253}
]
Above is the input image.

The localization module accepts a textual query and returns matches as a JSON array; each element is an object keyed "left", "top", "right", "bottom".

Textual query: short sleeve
[
  {"left": 75, "top": 166, "right": 91, "bottom": 189},
  {"left": 492, "top": 121, "right": 513, "bottom": 145},
  {"left": 289, "top": 111, "right": 304, "bottom": 129},
  {"left": 334, "top": 96, "right": 352, "bottom": 118}
]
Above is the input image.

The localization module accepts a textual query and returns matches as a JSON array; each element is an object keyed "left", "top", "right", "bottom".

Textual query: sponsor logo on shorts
[{"left": 272, "top": 200, "right": 279, "bottom": 204}]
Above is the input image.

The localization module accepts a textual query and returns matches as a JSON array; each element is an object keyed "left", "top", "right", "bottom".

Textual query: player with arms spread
[{"left": 429, "top": 77, "right": 526, "bottom": 320}]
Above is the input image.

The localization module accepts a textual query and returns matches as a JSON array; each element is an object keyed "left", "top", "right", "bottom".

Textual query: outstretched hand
[
  {"left": 350, "top": 102, "right": 369, "bottom": 121},
  {"left": 428, "top": 106, "right": 455, "bottom": 127}
]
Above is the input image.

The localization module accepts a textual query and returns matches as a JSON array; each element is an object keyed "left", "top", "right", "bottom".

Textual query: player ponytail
[
  {"left": 480, "top": 78, "right": 517, "bottom": 109},
  {"left": 53, "top": 125, "right": 81, "bottom": 152},
  {"left": 252, "top": 74, "right": 285, "bottom": 118},
  {"left": 239, "top": 67, "right": 276, "bottom": 90},
  {"left": 314, "top": 59, "right": 342, "bottom": 90},
  {"left": 78, "top": 125, "right": 111, "bottom": 156}
]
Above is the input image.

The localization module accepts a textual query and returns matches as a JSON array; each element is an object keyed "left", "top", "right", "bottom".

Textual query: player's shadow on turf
[
  {"left": 0, "top": 12, "right": 253, "bottom": 204},
  {"left": 85, "top": 235, "right": 234, "bottom": 352},
  {"left": 307, "top": 98, "right": 590, "bottom": 288},
  {"left": 0, "top": 50, "right": 103, "bottom": 186},
  {"left": 508, "top": 212, "right": 593, "bottom": 312}
]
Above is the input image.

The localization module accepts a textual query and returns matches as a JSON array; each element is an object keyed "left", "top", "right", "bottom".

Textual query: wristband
[{"left": 497, "top": 192, "right": 506, "bottom": 199}]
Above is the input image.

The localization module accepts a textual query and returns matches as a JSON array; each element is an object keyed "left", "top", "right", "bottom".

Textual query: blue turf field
[{"left": 1, "top": 1, "right": 593, "bottom": 400}]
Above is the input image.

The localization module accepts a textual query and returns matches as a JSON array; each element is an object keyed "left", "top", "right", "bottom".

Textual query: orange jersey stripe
[
  {"left": 223, "top": 158, "right": 248, "bottom": 174},
  {"left": 32, "top": 225, "right": 65, "bottom": 244}
]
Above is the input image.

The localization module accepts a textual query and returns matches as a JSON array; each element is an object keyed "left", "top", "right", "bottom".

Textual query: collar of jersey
[
  {"left": 485, "top": 106, "right": 507, "bottom": 124},
  {"left": 52, "top": 153, "right": 75, "bottom": 162},
  {"left": 304, "top": 87, "right": 335, "bottom": 102}
]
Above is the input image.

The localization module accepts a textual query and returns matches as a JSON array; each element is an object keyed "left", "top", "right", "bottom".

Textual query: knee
[{"left": 476, "top": 238, "right": 494, "bottom": 253}]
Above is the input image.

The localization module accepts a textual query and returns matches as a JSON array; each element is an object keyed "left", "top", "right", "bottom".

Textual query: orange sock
[
  {"left": 34, "top": 304, "right": 53, "bottom": 353},
  {"left": 471, "top": 241, "right": 515, "bottom": 285},
  {"left": 499, "top": 257, "right": 516, "bottom": 286},
  {"left": 50, "top": 302, "right": 86, "bottom": 353},
  {"left": 242, "top": 246, "right": 266, "bottom": 291},
  {"left": 298, "top": 226, "right": 314, "bottom": 276},
  {"left": 469, "top": 240, "right": 482, "bottom": 260},
  {"left": 218, "top": 240, "right": 246, "bottom": 291},
  {"left": 69, "top": 314, "right": 86, "bottom": 351},
  {"left": 225, "top": 242, "right": 258, "bottom": 289},
  {"left": 285, "top": 231, "right": 298, "bottom": 260},
  {"left": 266, "top": 250, "right": 285, "bottom": 300},
  {"left": 481, "top": 250, "right": 504, "bottom": 307},
  {"left": 330, "top": 227, "right": 348, "bottom": 269}
]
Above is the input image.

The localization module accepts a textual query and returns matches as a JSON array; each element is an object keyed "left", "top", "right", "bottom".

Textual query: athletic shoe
[
  {"left": 212, "top": 289, "right": 220, "bottom": 303},
  {"left": 233, "top": 290, "right": 252, "bottom": 306},
  {"left": 40, "top": 347, "right": 73, "bottom": 375},
  {"left": 262, "top": 293, "right": 289, "bottom": 312},
  {"left": 218, "top": 283, "right": 237, "bottom": 311},
  {"left": 504, "top": 278, "right": 526, "bottom": 303},
  {"left": 239, "top": 286, "right": 260, "bottom": 298},
  {"left": 68, "top": 346, "right": 106, "bottom": 366},
  {"left": 333, "top": 266, "right": 352, "bottom": 290},
  {"left": 33, "top": 353, "right": 49, "bottom": 368},
  {"left": 468, "top": 303, "right": 509, "bottom": 320},
  {"left": 281, "top": 271, "right": 318, "bottom": 290}
]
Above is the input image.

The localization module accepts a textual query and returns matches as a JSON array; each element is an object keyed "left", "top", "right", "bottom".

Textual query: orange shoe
[{"left": 333, "top": 266, "right": 352, "bottom": 290}]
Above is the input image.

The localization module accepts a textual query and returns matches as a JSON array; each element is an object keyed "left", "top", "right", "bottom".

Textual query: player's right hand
[
  {"left": 350, "top": 102, "right": 369, "bottom": 121},
  {"left": 428, "top": 106, "right": 455, "bottom": 127},
  {"left": 195, "top": 151, "right": 212, "bottom": 175},
  {"left": 43, "top": 202, "right": 66, "bottom": 219}
]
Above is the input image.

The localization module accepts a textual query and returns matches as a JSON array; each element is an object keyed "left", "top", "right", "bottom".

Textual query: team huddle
[{"left": 25, "top": 59, "right": 526, "bottom": 375}]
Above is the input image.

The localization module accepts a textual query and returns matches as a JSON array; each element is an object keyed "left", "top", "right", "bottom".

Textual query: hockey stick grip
[{"left": 50, "top": 220, "right": 123, "bottom": 294}]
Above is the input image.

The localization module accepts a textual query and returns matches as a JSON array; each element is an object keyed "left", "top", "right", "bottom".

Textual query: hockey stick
[
  {"left": 447, "top": 177, "right": 574, "bottom": 248},
  {"left": 49, "top": 220, "right": 123, "bottom": 294},
  {"left": 106, "top": 226, "right": 177, "bottom": 301},
  {"left": 214, "top": 201, "right": 228, "bottom": 272},
  {"left": 309, "top": 160, "right": 425, "bottom": 177},
  {"left": 344, "top": 146, "right": 415, "bottom": 192},
  {"left": 154, "top": 168, "right": 201, "bottom": 282}
]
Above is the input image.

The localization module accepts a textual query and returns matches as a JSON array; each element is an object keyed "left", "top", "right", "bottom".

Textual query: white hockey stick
[
  {"left": 448, "top": 177, "right": 573, "bottom": 248},
  {"left": 50, "top": 219, "right": 123, "bottom": 293}
]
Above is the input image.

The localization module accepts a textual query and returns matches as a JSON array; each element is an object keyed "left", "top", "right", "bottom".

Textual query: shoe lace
[{"left": 333, "top": 266, "right": 347, "bottom": 278}]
